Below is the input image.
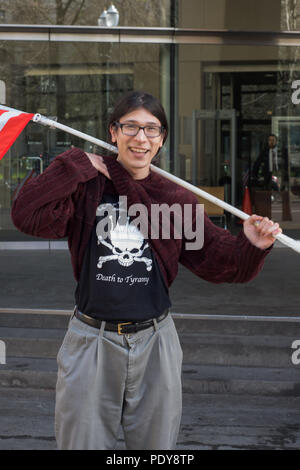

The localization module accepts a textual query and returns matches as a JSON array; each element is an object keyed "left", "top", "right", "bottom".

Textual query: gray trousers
[{"left": 55, "top": 313, "right": 183, "bottom": 450}]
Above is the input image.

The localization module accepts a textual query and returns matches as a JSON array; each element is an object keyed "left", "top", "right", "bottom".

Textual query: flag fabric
[
  {"left": 238, "top": 186, "right": 253, "bottom": 224},
  {"left": 0, "top": 105, "right": 34, "bottom": 160}
]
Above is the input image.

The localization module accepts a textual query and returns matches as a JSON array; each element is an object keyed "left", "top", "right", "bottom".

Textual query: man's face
[
  {"left": 109, "top": 107, "right": 164, "bottom": 179},
  {"left": 268, "top": 136, "right": 277, "bottom": 149}
]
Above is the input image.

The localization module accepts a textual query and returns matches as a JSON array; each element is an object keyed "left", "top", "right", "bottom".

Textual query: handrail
[{"left": 1, "top": 308, "right": 300, "bottom": 323}]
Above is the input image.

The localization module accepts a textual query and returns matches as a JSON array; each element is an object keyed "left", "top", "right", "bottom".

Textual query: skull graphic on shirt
[{"left": 95, "top": 202, "right": 152, "bottom": 272}]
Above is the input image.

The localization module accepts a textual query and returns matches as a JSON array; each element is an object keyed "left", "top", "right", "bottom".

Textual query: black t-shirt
[{"left": 75, "top": 189, "right": 171, "bottom": 322}]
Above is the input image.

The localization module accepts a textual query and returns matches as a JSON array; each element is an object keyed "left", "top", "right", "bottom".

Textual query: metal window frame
[{"left": 1, "top": 25, "right": 300, "bottom": 45}]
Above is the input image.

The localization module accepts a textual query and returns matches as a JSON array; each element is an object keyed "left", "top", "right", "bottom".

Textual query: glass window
[
  {"left": 176, "top": 42, "right": 300, "bottom": 230},
  {"left": 178, "top": 0, "right": 282, "bottom": 31},
  {"left": 0, "top": 39, "right": 171, "bottom": 240},
  {"left": 1, "top": 0, "right": 172, "bottom": 27}
]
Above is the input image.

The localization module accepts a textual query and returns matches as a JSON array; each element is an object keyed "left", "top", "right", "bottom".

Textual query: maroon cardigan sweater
[{"left": 11, "top": 148, "right": 270, "bottom": 287}]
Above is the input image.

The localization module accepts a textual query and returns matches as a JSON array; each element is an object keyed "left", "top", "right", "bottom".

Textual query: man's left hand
[
  {"left": 85, "top": 153, "right": 111, "bottom": 179},
  {"left": 243, "top": 215, "right": 282, "bottom": 250}
]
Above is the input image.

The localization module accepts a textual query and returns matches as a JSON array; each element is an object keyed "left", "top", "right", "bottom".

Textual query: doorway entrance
[{"left": 192, "top": 108, "right": 237, "bottom": 207}]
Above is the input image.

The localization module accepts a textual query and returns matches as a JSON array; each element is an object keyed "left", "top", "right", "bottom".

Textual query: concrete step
[
  {"left": 1, "top": 310, "right": 300, "bottom": 395},
  {"left": 173, "top": 316, "right": 300, "bottom": 337},
  {"left": 0, "top": 323, "right": 298, "bottom": 368},
  {"left": 1, "top": 357, "right": 299, "bottom": 397},
  {"left": 179, "top": 333, "right": 297, "bottom": 368},
  {"left": 1, "top": 309, "right": 300, "bottom": 336},
  {"left": 178, "top": 393, "right": 300, "bottom": 450},
  {"left": 0, "top": 387, "right": 300, "bottom": 450},
  {"left": 182, "top": 364, "right": 300, "bottom": 396},
  {"left": 0, "top": 357, "right": 57, "bottom": 389},
  {"left": 0, "top": 310, "right": 70, "bottom": 330},
  {"left": 0, "top": 326, "right": 65, "bottom": 358},
  {"left": 0, "top": 387, "right": 57, "bottom": 450}
]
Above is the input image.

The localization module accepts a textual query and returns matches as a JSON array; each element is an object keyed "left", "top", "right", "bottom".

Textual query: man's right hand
[{"left": 85, "top": 153, "right": 111, "bottom": 179}]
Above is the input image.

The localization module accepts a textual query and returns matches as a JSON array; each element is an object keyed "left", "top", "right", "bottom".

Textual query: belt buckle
[{"left": 117, "top": 322, "right": 132, "bottom": 335}]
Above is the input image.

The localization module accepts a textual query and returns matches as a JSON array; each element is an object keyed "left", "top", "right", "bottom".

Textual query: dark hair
[{"left": 108, "top": 90, "right": 169, "bottom": 144}]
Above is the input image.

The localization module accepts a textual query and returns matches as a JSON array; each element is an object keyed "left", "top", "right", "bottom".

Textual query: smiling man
[
  {"left": 11, "top": 90, "right": 281, "bottom": 450},
  {"left": 111, "top": 109, "right": 164, "bottom": 177}
]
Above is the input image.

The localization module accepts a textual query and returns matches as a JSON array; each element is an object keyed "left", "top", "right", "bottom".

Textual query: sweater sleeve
[
  {"left": 179, "top": 209, "right": 271, "bottom": 284},
  {"left": 11, "top": 148, "right": 98, "bottom": 239}
]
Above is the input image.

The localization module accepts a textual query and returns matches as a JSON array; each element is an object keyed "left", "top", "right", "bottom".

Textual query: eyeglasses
[{"left": 115, "top": 121, "right": 163, "bottom": 138}]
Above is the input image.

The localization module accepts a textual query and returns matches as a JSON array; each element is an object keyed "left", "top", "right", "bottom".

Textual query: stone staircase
[
  {"left": 176, "top": 315, "right": 300, "bottom": 397},
  {"left": 1, "top": 309, "right": 300, "bottom": 449},
  {"left": 0, "top": 309, "right": 299, "bottom": 395}
]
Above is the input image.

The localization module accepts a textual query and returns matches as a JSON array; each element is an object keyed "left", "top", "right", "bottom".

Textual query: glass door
[{"left": 191, "top": 109, "right": 237, "bottom": 206}]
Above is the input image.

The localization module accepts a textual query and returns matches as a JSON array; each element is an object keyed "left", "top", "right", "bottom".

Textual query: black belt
[{"left": 74, "top": 307, "right": 169, "bottom": 335}]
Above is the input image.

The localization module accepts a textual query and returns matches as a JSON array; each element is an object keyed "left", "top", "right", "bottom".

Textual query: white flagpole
[
  {"left": 33, "top": 114, "right": 117, "bottom": 154},
  {"left": 32, "top": 113, "right": 300, "bottom": 254}
]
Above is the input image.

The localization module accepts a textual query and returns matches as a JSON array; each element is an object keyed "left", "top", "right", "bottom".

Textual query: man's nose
[{"left": 134, "top": 128, "right": 147, "bottom": 141}]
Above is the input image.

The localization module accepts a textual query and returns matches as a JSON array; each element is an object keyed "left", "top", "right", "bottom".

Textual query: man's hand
[
  {"left": 243, "top": 215, "right": 282, "bottom": 250},
  {"left": 85, "top": 153, "right": 111, "bottom": 179}
]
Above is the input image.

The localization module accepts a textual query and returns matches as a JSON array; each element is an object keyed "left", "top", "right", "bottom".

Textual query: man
[
  {"left": 11, "top": 91, "right": 281, "bottom": 450},
  {"left": 253, "top": 134, "right": 279, "bottom": 191},
  {"left": 252, "top": 134, "right": 290, "bottom": 218}
]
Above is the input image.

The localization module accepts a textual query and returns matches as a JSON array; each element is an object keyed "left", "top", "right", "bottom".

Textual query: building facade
[{"left": 1, "top": 0, "right": 300, "bottom": 245}]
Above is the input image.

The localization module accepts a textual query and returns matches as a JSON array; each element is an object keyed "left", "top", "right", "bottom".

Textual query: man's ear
[
  {"left": 159, "top": 131, "right": 165, "bottom": 149},
  {"left": 161, "top": 129, "right": 167, "bottom": 147},
  {"left": 110, "top": 124, "right": 117, "bottom": 143}
]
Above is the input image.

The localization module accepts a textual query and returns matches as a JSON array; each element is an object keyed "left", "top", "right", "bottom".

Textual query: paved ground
[
  {"left": 0, "top": 240, "right": 299, "bottom": 316},
  {"left": 0, "top": 388, "right": 299, "bottom": 450}
]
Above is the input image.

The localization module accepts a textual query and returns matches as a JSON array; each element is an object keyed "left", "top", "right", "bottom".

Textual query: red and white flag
[{"left": 0, "top": 105, "right": 34, "bottom": 161}]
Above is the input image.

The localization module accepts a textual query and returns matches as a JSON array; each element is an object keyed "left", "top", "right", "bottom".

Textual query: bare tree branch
[{"left": 71, "top": 0, "right": 86, "bottom": 25}]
